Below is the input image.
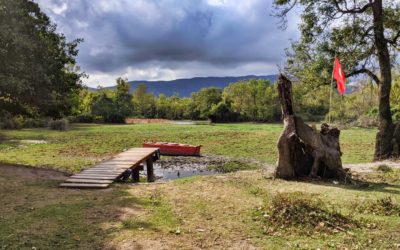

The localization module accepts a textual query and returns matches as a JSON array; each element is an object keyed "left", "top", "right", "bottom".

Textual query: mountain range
[{"left": 95, "top": 75, "right": 278, "bottom": 97}]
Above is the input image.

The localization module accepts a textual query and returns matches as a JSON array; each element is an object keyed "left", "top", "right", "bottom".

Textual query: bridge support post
[{"left": 146, "top": 158, "right": 155, "bottom": 182}]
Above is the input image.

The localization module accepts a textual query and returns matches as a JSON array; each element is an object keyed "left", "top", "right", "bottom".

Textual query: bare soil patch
[{"left": 0, "top": 164, "right": 68, "bottom": 181}]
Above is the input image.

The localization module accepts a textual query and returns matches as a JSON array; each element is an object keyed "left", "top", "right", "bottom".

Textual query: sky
[{"left": 35, "top": 0, "right": 300, "bottom": 87}]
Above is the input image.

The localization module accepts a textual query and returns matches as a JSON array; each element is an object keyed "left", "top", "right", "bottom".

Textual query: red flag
[{"left": 333, "top": 56, "right": 346, "bottom": 95}]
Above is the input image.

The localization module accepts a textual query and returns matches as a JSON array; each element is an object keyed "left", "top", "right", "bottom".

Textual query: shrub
[
  {"left": 48, "top": 119, "right": 69, "bottom": 131},
  {"left": 22, "top": 118, "right": 48, "bottom": 128},
  {"left": 0, "top": 116, "right": 24, "bottom": 129},
  {"left": 68, "top": 114, "right": 94, "bottom": 123}
]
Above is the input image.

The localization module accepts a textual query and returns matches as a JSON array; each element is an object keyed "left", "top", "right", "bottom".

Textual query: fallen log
[{"left": 274, "top": 74, "right": 351, "bottom": 182}]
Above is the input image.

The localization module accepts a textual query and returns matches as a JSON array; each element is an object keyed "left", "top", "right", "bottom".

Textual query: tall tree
[
  {"left": 115, "top": 77, "right": 134, "bottom": 118},
  {"left": 0, "top": 0, "right": 83, "bottom": 118},
  {"left": 132, "top": 84, "right": 156, "bottom": 117},
  {"left": 274, "top": 0, "right": 400, "bottom": 160}
]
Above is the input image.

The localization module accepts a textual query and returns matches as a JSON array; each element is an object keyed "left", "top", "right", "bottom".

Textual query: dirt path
[
  {"left": 0, "top": 164, "right": 68, "bottom": 181},
  {"left": 344, "top": 160, "right": 400, "bottom": 173}
]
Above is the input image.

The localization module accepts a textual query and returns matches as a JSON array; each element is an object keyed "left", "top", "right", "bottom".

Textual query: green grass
[
  {"left": 0, "top": 123, "right": 376, "bottom": 172},
  {"left": 0, "top": 157, "right": 399, "bottom": 249}
]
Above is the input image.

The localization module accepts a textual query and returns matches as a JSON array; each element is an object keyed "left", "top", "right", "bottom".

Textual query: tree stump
[{"left": 274, "top": 74, "right": 351, "bottom": 182}]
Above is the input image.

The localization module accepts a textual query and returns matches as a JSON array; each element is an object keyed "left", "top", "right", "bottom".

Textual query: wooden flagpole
[{"left": 328, "top": 53, "right": 336, "bottom": 124}]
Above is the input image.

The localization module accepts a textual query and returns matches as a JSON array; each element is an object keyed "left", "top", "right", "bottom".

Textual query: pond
[{"left": 139, "top": 155, "right": 230, "bottom": 181}]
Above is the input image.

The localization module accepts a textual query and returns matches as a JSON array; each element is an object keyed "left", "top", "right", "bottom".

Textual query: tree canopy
[
  {"left": 274, "top": 0, "right": 400, "bottom": 159},
  {"left": 0, "top": 0, "right": 84, "bottom": 118}
]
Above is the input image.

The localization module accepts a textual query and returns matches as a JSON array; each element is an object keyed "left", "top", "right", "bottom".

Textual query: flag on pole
[{"left": 333, "top": 56, "right": 346, "bottom": 95}]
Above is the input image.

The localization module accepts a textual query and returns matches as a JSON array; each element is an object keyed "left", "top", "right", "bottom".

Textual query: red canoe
[{"left": 143, "top": 141, "right": 201, "bottom": 156}]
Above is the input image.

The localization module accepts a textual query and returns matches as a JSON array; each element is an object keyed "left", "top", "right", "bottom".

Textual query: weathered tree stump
[{"left": 274, "top": 74, "right": 351, "bottom": 182}]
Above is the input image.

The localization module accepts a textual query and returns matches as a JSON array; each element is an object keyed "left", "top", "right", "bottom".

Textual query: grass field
[
  {"left": 1, "top": 123, "right": 399, "bottom": 250},
  {"left": 0, "top": 165, "right": 399, "bottom": 249},
  {"left": 0, "top": 123, "right": 376, "bottom": 172}
]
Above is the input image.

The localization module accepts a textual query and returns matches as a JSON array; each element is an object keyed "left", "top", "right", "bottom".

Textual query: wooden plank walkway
[{"left": 60, "top": 148, "right": 159, "bottom": 189}]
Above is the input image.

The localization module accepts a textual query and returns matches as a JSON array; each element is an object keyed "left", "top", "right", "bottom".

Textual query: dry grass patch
[{"left": 253, "top": 192, "right": 359, "bottom": 236}]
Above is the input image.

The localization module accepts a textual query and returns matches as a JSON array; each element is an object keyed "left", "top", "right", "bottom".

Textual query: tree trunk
[
  {"left": 372, "top": 0, "right": 395, "bottom": 160},
  {"left": 274, "top": 75, "right": 350, "bottom": 182}
]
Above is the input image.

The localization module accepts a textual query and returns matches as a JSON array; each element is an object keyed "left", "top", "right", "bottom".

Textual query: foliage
[
  {"left": 48, "top": 119, "right": 69, "bottom": 131},
  {"left": 189, "top": 87, "right": 223, "bottom": 119},
  {"left": 274, "top": 1, "right": 399, "bottom": 87},
  {"left": 132, "top": 84, "right": 156, "bottom": 118},
  {"left": 0, "top": 113, "right": 49, "bottom": 129},
  {"left": 208, "top": 101, "right": 240, "bottom": 123},
  {"left": 273, "top": 0, "right": 400, "bottom": 158},
  {"left": 0, "top": 0, "right": 84, "bottom": 119},
  {"left": 115, "top": 77, "right": 134, "bottom": 118},
  {"left": 90, "top": 78, "right": 133, "bottom": 123},
  {"left": 155, "top": 94, "right": 191, "bottom": 120},
  {"left": 91, "top": 91, "right": 123, "bottom": 123},
  {"left": 223, "top": 79, "right": 280, "bottom": 122}
]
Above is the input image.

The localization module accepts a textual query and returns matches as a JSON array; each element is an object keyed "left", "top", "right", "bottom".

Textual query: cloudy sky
[{"left": 35, "top": 0, "right": 300, "bottom": 87}]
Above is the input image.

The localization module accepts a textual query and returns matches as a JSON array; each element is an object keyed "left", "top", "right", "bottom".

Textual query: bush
[
  {"left": 0, "top": 116, "right": 24, "bottom": 129},
  {"left": 0, "top": 115, "right": 50, "bottom": 129},
  {"left": 48, "top": 119, "right": 69, "bottom": 131},
  {"left": 22, "top": 118, "right": 49, "bottom": 128},
  {"left": 68, "top": 114, "right": 94, "bottom": 123},
  {"left": 103, "top": 114, "right": 125, "bottom": 123}
]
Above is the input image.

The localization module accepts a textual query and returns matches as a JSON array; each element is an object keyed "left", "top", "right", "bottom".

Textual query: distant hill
[{"left": 94, "top": 75, "right": 278, "bottom": 97}]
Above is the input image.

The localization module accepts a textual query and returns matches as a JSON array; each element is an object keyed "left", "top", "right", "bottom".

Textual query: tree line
[
  {"left": 73, "top": 73, "right": 400, "bottom": 125},
  {"left": 75, "top": 78, "right": 281, "bottom": 123}
]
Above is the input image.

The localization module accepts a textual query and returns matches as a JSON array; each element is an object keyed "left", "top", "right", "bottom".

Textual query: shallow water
[
  {"left": 172, "top": 121, "right": 196, "bottom": 125},
  {"left": 154, "top": 168, "right": 217, "bottom": 180},
  {"left": 8, "top": 139, "right": 47, "bottom": 144},
  {"left": 141, "top": 162, "right": 217, "bottom": 180}
]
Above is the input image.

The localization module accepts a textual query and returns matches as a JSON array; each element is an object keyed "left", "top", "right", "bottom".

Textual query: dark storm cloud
[{"left": 36, "top": 0, "right": 299, "bottom": 85}]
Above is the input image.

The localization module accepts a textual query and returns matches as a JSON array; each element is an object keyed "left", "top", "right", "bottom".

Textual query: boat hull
[{"left": 143, "top": 142, "right": 201, "bottom": 156}]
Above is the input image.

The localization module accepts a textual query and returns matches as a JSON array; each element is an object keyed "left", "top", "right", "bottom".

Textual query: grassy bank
[{"left": 0, "top": 123, "right": 376, "bottom": 172}]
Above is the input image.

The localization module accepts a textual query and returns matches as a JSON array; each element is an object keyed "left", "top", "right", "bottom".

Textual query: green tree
[
  {"left": 223, "top": 80, "right": 279, "bottom": 121},
  {"left": 91, "top": 91, "right": 120, "bottom": 123},
  {"left": 274, "top": 0, "right": 400, "bottom": 159},
  {"left": 190, "top": 87, "right": 222, "bottom": 119},
  {"left": 0, "top": 0, "right": 83, "bottom": 118},
  {"left": 115, "top": 77, "right": 134, "bottom": 118},
  {"left": 132, "top": 84, "right": 156, "bottom": 117},
  {"left": 208, "top": 101, "right": 240, "bottom": 123}
]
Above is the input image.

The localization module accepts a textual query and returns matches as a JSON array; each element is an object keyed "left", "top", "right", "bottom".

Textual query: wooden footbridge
[{"left": 59, "top": 148, "right": 159, "bottom": 189}]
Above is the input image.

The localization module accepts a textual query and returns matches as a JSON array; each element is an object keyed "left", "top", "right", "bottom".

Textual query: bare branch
[
  {"left": 347, "top": 68, "right": 380, "bottom": 85},
  {"left": 272, "top": 0, "right": 298, "bottom": 30},
  {"left": 386, "top": 30, "right": 400, "bottom": 46},
  {"left": 332, "top": 0, "right": 372, "bottom": 14}
]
